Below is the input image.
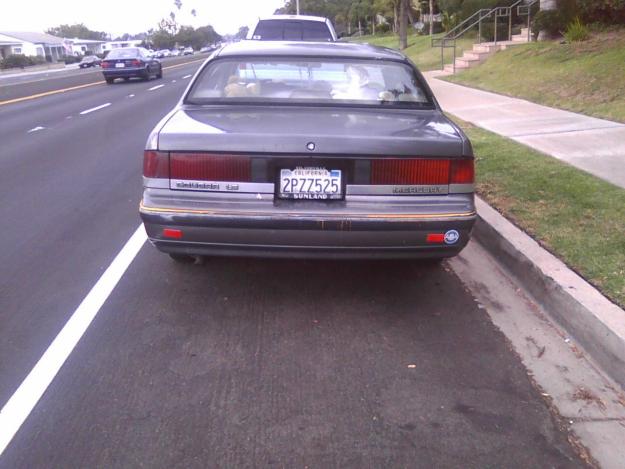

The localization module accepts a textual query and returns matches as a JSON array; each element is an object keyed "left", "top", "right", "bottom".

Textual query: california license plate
[
  {"left": 279, "top": 167, "right": 342, "bottom": 200},
  {"left": 115, "top": 63, "right": 125, "bottom": 68}
]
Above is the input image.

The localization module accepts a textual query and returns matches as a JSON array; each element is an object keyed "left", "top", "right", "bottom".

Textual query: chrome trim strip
[
  {"left": 143, "top": 177, "right": 170, "bottom": 189},
  {"left": 346, "top": 184, "right": 449, "bottom": 196},
  {"left": 449, "top": 183, "right": 475, "bottom": 194},
  {"left": 140, "top": 201, "right": 476, "bottom": 220},
  {"left": 170, "top": 180, "right": 274, "bottom": 193}
]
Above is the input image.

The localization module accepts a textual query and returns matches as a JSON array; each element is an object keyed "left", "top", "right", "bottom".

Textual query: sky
[{"left": 0, "top": 0, "right": 286, "bottom": 37}]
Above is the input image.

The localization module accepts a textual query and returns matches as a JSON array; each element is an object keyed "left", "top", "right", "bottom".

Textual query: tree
[
  {"left": 235, "top": 26, "right": 249, "bottom": 40},
  {"left": 399, "top": 0, "right": 408, "bottom": 48},
  {"left": 46, "top": 23, "right": 107, "bottom": 40}
]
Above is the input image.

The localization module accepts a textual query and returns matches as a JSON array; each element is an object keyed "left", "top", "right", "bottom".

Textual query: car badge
[
  {"left": 306, "top": 142, "right": 316, "bottom": 151},
  {"left": 444, "top": 230, "right": 460, "bottom": 245}
]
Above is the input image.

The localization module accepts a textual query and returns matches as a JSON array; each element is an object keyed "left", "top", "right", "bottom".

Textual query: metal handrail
[{"left": 431, "top": 0, "right": 539, "bottom": 72}]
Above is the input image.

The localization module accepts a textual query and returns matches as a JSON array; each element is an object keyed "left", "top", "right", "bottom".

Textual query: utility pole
[
  {"left": 296, "top": 0, "right": 300, "bottom": 15},
  {"left": 429, "top": 0, "right": 434, "bottom": 36}
]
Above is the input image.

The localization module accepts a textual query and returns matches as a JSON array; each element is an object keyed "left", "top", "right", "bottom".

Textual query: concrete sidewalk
[{"left": 424, "top": 71, "right": 625, "bottom": 189}]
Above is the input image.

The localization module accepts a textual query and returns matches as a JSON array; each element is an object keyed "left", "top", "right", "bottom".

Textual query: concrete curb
[{"left": 473, "top": 197, "right": 625, "bottom": 389}]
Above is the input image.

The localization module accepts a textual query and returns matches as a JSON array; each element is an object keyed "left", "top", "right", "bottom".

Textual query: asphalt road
[{"left": 0, "top": 63, "right": 586, "bottom": 467}]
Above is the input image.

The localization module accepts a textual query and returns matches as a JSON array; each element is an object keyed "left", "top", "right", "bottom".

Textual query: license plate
[
  {"left": 115, "top": 63, "right": 125, "bottom": 68},
  {"left": 279, "top": 167, "right": 342, "bottom": 200}
]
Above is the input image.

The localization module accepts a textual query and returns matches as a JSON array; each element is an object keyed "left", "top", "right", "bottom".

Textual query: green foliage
[
  {"left": 441, "top": 11, "right": 459, "bottom": 32},
  {"left": 532, "top": 9, "right": 566, "bottom": 37},
  {"left": 576, "top": 0, "right": 625, "bottom": 24},
  {"left": 376, "top": 22, "right": 391, "bottom": 33},
  {"left": 479, "top": 20, "right": 510, "bottom": 41},
  {"left": 61, "top": 55, "right": 81, "bottom": 64},
  {"left": 151, "top": 29, "right": 176, "bottom": 49},
  {"left": 564, "top": 17, "right": 590, "bottom": 42},
  {"left": 45, "top": 23, "right": 108, "bottom": 40},
  {"left": 0, "top": 54, "right": 46, "bottom": 69}
]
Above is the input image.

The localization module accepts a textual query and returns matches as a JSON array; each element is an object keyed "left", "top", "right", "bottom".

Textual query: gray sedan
[{"left": 140, "top": 41, "right": 476, "bottom": 261}]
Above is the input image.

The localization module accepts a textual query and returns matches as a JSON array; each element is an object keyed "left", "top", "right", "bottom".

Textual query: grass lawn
[
  {"left": 452, "top": 118, "right": 625, "bottom": 307},
  {"left": 445, "top": 29, "right": 625, "bottom": 123},
  {"left": 348, "top": 33, "right": 475, "bottom": 72}
]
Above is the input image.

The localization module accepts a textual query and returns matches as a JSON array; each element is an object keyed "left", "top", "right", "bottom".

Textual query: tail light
[
  {"left": 143, "top": 151, "right": 169, "bottom": 178},
  {"left": 170, "top": 153, "right": 251, "bottom": 181},
  {"left": 450, "top": 159, "right": 474, "bottom": 184},
  {"left": 370, "top": 158, "right": 474, "bottom": 185},
  {"left": 101, "top": 61, "right": 110, "bottom": 68},
  {"left": 143, "top": 152, "right": 252, "bottom": 181},
  {"left": 131, "top": 59, "right": 142, "bottom": 67}
]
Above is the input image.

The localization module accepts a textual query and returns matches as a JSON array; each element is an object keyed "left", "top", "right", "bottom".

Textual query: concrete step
[
  {"left": 511, "top": 34, "right": 529, "bottom": 42},
  {"left": 463, "top": 51, "right": 491, "bottom": 61}
]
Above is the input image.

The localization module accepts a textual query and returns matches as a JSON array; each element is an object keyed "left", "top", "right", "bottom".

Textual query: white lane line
[
  {"left": 79, "top": 103, "right": 111, "bottom": 115},
  {"left": 0, "top": 225, "right": 147, "bottom": 456},
  {"left": 148, "top": 84, "right": 165, "bottom": 91},
  {"left": 182, "top": 74, "right": 192, "bottom": 79},
  {"left": 128, "top": 94, "right": 135, "bottom": 98},
  {"left": 27, "top": 126, "right": 45, "bottom": 133},
  {"left": 171, "top": 79, "right": 177, "bottom": 83}
]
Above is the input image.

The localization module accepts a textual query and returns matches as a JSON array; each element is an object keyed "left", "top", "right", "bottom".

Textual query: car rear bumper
[
  {"left": 102, "top": 67, "right": 148, "bottom": 78},
  {"left": 140, "top": 203, "right": 476, "bottom": 259}
]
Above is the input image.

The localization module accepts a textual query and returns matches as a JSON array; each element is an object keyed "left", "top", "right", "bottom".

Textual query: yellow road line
[
  {"left": 0, "top": 58, "right": 204, "bottom": 107},
  {"left": 0, "top": 81, "right": 104, "bottom": 106}
]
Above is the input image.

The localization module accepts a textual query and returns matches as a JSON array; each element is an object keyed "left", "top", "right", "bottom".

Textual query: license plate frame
[
  {"left": 278, "top": 167, "right": 343, "bottom": 200},
  {"left": 115, "top": 63, "right": 125, "bottom": 68}
]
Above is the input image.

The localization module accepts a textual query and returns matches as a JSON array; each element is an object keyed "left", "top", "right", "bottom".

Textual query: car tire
[
  {"left": 156, "top": 67, "right": 163, "bottom": 79},
  {"left": 169, "top": 253, "right": 196, "bottom": 264},
  {"left": 105, "top": 77, "right": 114, "bottom": 84}
]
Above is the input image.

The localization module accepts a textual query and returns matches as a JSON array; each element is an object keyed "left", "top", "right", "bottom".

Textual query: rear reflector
[
  {"left": 143, "top": 151, "right": 169, "bottom": 178},
  {"left": 163, "top": 228, "right": 182, "bottom": 239},
  {"left": 370, "top": 158, "right": 474, "bottom": 185},
  {"left": 426, "top": 233, "right": 445, "bottom": 243},
  {"left": 170, "top": 153, "right": 251, "bottom": 181}
]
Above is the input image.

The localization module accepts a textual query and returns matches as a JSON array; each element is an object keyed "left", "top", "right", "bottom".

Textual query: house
[
  {"left": 102, "top": 39, "right": 143, "bottom": 52},
  {"left": 0, "top": 31, "right": 66, "bottom": 61},
  {"left": 0, "top": 31, "right": 65, "bottom": 61},
  {"left": 66, "top": 38, "right": 106, "bottom": 56}
]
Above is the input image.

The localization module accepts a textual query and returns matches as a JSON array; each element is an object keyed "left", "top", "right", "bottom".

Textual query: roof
[
  {"left": 217, "top": 40, "right": 406, "bottom": 61},
  {"left": 257, "top": 15, "right": 329, "bottom": 23},
  {"left": 68, "top": 38, "right": 106, "bottom": 44},
  {"left": 0, "top": 31, "right": 64, "bottom": 45}
]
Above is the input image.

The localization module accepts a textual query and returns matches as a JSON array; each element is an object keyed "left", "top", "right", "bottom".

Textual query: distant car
[
  {"left": 199, "top": 46, "right": 215, "bottom": 53},
  {"left": 156, "top": 49, "right": 170, "bottom": 58},
  {"left": 247, "top": 15, "right": 338, "bottom": 42},
  {"left": 140, "top": 41, "right": 476, "bottom": 262},
  {"left": 170, "top": 49, "right": 180, "bottom": 57},
  {"left": 183, "top": 47, "right": 194, "bottom": 55},
  {"left": 78, "top": 55, "right": 101, "bottom": 68},
  {"left": 100, "top": 47, "right": 162, "bottom": 84}
]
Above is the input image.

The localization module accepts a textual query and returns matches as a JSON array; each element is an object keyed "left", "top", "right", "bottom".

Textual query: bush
[
  {"left": 0, "top": 54, "right": 46, "bottom": 70},
  {"left": 479, "top": 21, "right": 510, "bottom": 42},
  {"left": 376, "top": 23, "right": 391, "bottom": 34},
  {"left": 61, "top": 55, "right": 82, "bottom": 64},
  {"left": 564, "top": 17, "right": 590, "bottom": 42},
  {"left": 577, "top": 0, "right": 625, "bottom": 25},
  {"left": 532, "top": 9, "right": 566, "bottom": 37}
]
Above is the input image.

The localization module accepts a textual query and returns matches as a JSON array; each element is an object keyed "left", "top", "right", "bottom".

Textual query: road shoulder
[{"left": 450, "top": 237, "right": 625, "bottom": 469}]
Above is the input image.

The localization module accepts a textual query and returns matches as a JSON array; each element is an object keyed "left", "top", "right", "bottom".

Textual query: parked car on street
[
  {"left": 78, "top": 55, "right": 101, "bottom": 68},
  {"left": 247, "top": 15, "right": 338, "bottom": 41},
  {"left": 156, "top": 49, "right": 170, "bottom": 58},
  {"left": 183, "top": 47, "right": 194, "bottom": 55},
  {"left": 140, "top": 41, "right": 475, "bottom": 261},
  {"left": 100, "top": 47, "right": 162, "bottom": 84},
  {"left": 170, "top": 49, "right": 180, "bottom": 56}
]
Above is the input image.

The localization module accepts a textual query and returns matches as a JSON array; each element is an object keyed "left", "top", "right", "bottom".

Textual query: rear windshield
[
  {"left": 106, "top": 48, "right": 139, "bottom": 59},
  {"left": 252, "top": 20, "right": 333, "bottom": 41},
  {"left": 186, "top": 57, "right": 433, "bottom": 108}
]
